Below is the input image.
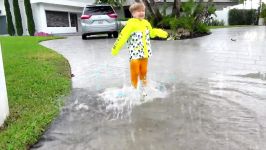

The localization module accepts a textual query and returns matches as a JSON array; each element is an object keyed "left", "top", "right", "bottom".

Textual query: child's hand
[
  {"left": 162, "top": 31, "right": 168, "bottom": 38},
  {"left": 153, "top": 28, "right": 168, "bottom": 39}
]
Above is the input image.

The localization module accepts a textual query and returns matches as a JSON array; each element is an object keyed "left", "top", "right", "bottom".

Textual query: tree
[
  {"left": 13, "top": 0, "right": 23, "bottom": 36},
  {"left": 4, "top": 0, "right": 15, "bottom": 36},
  {"left": 172, "top": 0, "right": 181, "bottom": 17},
  {"left": 142, "top": 0, "right": 162, "bottom": 24},
  {"left": 24, "top": 0, "right": 35, "bottom": 36}
]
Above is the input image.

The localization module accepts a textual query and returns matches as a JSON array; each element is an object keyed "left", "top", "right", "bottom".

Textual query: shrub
[
  {"left": 157, "top": 15, "right": 173, "bottom": 29},
  {"left": 170, "top": 16, "right": 194, "bottom": 32},
  {"left": 194, "top": 22, "right": 209, "bottom": 33},
  {"left": 13, "top": 0, "right": 23, "bottom": 36},
  {"left": 260, "top": 3, "right": 266, "bottom": 18},
  {"left": 229, "top": 9, "right": 257, "bottom": 25},
  {"left": 34, "top": 32, "right": 50, "bottom": 36},
  {"left": 24, "top": 0, "right": 36, "bottom": 36},
  {"left": 4, "top": 0, "right": 15, "bottom": 36},
  {"left": 207, "top": 19, "right": 225, "bottom": 26}
]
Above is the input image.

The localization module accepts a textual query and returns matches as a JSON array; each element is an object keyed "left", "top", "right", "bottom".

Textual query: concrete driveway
[{"left": 32, "top": 27, "right": 266, "bottom": 150}]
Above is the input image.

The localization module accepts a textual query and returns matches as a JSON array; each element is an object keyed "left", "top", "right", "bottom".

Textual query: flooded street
[{"left": 32, "top": 27, "right": 266, "bottom": 150}]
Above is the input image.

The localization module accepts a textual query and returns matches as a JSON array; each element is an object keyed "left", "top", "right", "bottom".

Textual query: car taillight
[
  {"left": 107, "top": 13, "right": 117, "bottom": 18},
  {"left": 81, "top": 15, "right": 91, "bottom": 19}
]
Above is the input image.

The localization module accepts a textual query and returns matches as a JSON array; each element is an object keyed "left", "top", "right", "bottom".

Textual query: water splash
[{"left": 98, "top": 80, "right": 168, "bottom": 119}]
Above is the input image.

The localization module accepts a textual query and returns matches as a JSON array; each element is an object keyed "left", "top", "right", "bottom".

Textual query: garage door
[{"left": 0, "top": 16, "right": 8, "bottom": 35}]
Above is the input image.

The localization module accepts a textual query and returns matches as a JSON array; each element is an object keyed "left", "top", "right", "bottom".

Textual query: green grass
[
  {"left": 208, "top": 25, "right": 256, "bottom": 29},
  {"left": 0, "top": 36, "right": 71, "bottom": 149}
]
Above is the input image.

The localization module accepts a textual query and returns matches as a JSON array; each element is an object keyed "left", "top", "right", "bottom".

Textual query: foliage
[
  {"left": 13, "top": 0, "right": 23, "bottom": 36},
  {"left": 229, "top": 9, "right": 257, "bottom": 25},
  {"left": 4, "top": 0, "right": 15, "bottom": 36},
  {"left": 157, "top": 15, "right": 173, "bottom": 29},
  {"left": 24, "top": 0, "right": 36, "bottom": 36},
  {"left": 207, "top": 19, "right": 225, "bottom": 26},
  {"left": 260, "top": 3, "right": 266, "bottom": 18},
  {"left": 169, "top": 16, "right": 194, "bottom": 31},
  {"left": 194, "top": 22, "right": 209, "bottom": 33},
  {"left": 158, "top": 0, "right": 215, "bottom": 37}
]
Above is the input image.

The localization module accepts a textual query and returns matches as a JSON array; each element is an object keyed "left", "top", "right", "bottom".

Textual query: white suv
[{"left": 81, "top": 4, "right": 119, "bottom": 40}]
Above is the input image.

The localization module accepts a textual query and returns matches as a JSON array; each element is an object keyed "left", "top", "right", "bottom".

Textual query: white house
[
  {"left": 30, "top": 0, "right": 97, "bottom": 34},
  {"left": 214, "top": 0, "right": 266, "bottom": 25},
  {"left": 0, "top": 0, "right": 237, "bottom": 35},
  {"left": 0, "top": 0, "right": 7, "bottom": 34},
  {"left": 0, "top": 43, "right": 9, "bottom": 127}
]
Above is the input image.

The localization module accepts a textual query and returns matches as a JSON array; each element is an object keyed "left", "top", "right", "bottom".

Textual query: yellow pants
[{"left": 130, "top": 58, "right": 148, "bottom": 88}]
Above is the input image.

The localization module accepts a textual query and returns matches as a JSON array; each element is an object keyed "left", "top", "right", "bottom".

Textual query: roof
[{"left": 30, "top": 0, "right": 92, "bottom": 7}]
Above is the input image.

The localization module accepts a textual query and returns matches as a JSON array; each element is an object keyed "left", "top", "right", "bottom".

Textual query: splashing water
[{"left": 98, "top": 80, "right": 169, "bottom": 119}]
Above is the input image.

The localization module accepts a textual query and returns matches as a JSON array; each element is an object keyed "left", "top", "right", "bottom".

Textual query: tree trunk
[
  {"left": 119, "top": 2, "right": 125, "bottom": 18},
  {"left": 163, "top": 0, "right": 167, "bottom": 16},
  {"left": 172, "top": 0, "right": 181, "bottom": 18},
  {"left": 149, "top": 0, "right": 162, "bottom": 20},
  {"left": 142, "top": 0, "right": 156, "bottom": 18}
]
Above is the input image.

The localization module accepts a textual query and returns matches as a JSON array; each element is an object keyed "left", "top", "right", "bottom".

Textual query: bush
[
  {"left": 151, "top": 0, "right": 214, "bottom": 38},
  {"left": 4, "top": 0, "right": 15, "bottom": 36},
  {"left": 13, "top": 0, "right": 23, "bottom": 36},
  {"left": 170, "top": 16, "right": 194, "bottom": 32},
  {"left": 24, "top": 0, "right": 36, "bottom": 36},
  {"left": 157, "top": 16, "right": 172, "bottom": 29},
  {"left": 260, "top": 3, "right": 266, "bottom": 18},
  {"left": 207, "top": 19, "right": 225, "bottom": 26},
  {"left": 229, "top": 9, "right": 257, "bottom": 25},
  {"left": 194, "top": 22, "right": 209, "bottom": 33}
]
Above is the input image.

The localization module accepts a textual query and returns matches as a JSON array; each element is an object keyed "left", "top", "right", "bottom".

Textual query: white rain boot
[{"left": 139, "top": 82, "right": 147, "bottom": 100}]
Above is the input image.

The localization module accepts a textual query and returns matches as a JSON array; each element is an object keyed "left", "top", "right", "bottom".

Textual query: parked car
[{"left": 81, "top": 4, "right": 119, "bottom": 39}]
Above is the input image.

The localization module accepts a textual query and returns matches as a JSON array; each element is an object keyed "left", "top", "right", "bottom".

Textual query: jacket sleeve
[
  {"left": 111, "top": 21, "right": 133, "bottom": 56},
  {"left": 147, "top": 21, "right": 168, "bottom": 39}
]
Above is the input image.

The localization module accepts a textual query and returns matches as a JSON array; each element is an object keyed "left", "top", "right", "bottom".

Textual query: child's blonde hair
[{"left": 129, "top": 2, "right": 145, "bottom": 14}]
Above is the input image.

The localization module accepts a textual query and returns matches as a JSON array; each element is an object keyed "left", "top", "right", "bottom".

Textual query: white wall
[
  {"left": 6, "top": 0, "right": 28, "bottom": 35},
  {"left": 0, "top": 0, "right": 6, "bottom": 16},
  {"left": 214, "top": 8, "right": 229, "bottom": 25},
  {"left": 19, "top": 0, "right": 28, "bottom": 35},
  {"left": 32, "top": 3, "right": 85, "bottom": 34},
  {"left": 213, "top": 0, "right": 266, "bottom": 26},
  {"left": 0, "top": 44, "right": 9, "bottom": 127}
]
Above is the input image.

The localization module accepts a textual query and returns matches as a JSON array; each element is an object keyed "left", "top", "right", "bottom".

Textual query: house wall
[
  {"left": 0, "top": 0, "right": 8, "bottom": 34},
  {"left": 0, "top": 43, "right": 9, "bottom": 127},
  {"left": 214, "top": 0, "right": 265, "bottom": 25},
  {"left": 32, "top": 3, "right": 84, "bottom": 34},
  {"left": 0, "top": 0, "right": 6, "bottom": 16}
]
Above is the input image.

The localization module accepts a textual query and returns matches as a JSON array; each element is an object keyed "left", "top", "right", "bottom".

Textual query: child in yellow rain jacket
[{"left": 111, "top": 2, "right": 168, "bottom": 96}]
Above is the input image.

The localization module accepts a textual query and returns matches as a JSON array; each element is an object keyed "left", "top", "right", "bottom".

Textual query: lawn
[{"left": 0, "top": 36, "right": 71, "bottom": 149}]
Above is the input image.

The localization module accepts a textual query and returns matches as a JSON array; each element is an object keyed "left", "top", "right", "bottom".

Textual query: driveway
[{"left": 32, "top": 27, "right": 266, "bottom": 150}]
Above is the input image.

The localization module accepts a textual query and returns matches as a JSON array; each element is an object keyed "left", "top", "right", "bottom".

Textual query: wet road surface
[{"left": 32, "top": 27, "right": 266, "bottom": 150}]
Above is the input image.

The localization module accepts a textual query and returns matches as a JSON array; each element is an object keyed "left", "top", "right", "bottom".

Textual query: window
[
  {"left": 70, "top": 13, "right": 77, "bottom": 27},
  {"left": 46, "top": 11, "right": 69, "bottom": 27},
  {"left": 84, "top": 6, "right": 114, "bottom": 15}
]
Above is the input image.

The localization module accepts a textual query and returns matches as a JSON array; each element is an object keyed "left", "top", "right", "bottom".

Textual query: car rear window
[{"left": 84, "top": 6, "right": 114, "bottom": 15}]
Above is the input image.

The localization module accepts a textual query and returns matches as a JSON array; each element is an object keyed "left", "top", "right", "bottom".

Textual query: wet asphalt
[{"left": 31, "top": 27, "right": 266, "bottom": 150}]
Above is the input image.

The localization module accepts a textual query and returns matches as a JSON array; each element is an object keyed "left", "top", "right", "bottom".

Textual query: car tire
[
  {"left": 113, "top": 32, "right": 118, "bottom": 38},
  {"left": 82, "top": 34, "right": 87, "bottom": 40},
  {"left": 108, "top": 33, "right": 113, "bottom": 38}
]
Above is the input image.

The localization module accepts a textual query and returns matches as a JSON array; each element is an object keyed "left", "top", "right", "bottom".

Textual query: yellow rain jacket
[{"left": 111, "top": 18, "right": 168, "bottom": 60}]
